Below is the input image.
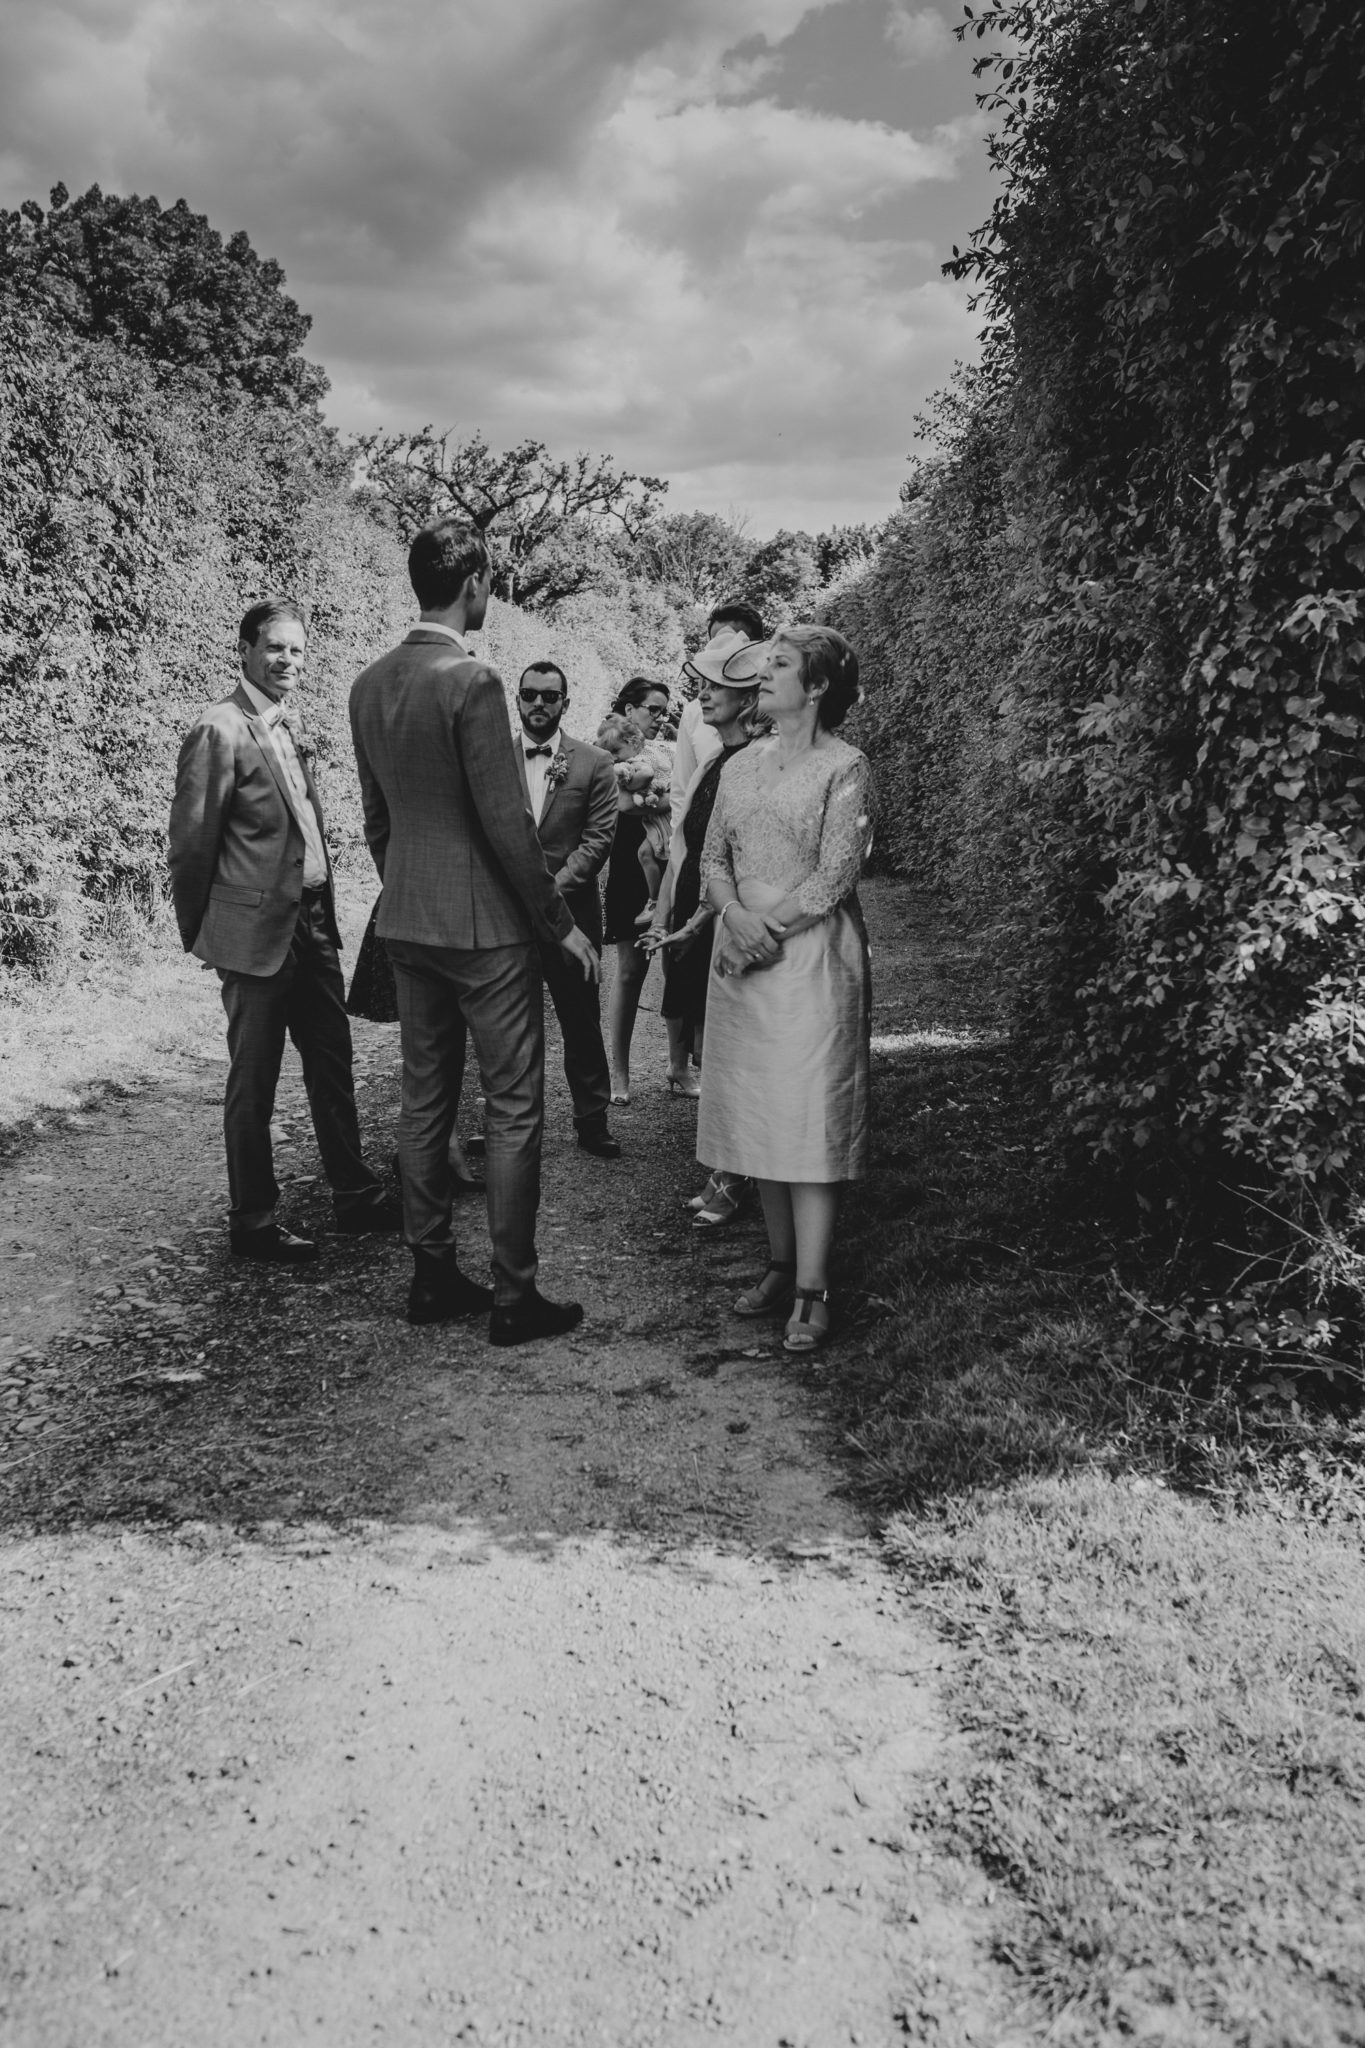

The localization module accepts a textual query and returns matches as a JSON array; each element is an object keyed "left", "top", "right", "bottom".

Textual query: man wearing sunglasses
[{"left": 515, "top": 661, "right": 622, "bottom": 1159}]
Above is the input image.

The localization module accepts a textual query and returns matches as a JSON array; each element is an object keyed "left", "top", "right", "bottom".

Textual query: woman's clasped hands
[{"left": 714, "top": 902, "right": 785, "bottom": 977}]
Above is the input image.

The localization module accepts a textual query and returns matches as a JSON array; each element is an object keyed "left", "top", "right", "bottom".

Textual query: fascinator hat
[{"left": 684, "top": 628, "right": 767, "bottom": 689}]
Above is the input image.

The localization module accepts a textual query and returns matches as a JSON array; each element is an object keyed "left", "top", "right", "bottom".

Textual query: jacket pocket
[{"left": 209, "top": 883, "right": 264, "bottom": 907}]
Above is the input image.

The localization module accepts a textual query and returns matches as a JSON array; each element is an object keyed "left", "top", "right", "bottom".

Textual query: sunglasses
[{"left": 519, "top": 685, "right": 565, "bottom": 704}]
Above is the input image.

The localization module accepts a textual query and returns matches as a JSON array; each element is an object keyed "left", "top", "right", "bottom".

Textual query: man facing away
[
  {"left": 514, "top": 660, "right": 622, "bottom": 1160},
  {"left": 348, "top": 519, "right": 599, "bottom": 1346},
  {"left": 168, "top": 599, "right": 397, "bottom": 1262}
]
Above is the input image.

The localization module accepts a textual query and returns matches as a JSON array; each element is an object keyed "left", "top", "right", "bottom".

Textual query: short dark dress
[
  {"left": 661, "top": 739, "right": 750, "bottom": 1029},
  {"left": 602, "top": 809, "right": 651, "bottom": 945}
]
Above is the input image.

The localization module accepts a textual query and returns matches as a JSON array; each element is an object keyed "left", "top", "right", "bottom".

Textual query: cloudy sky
[{"left": 0, "top": 0, "right": 997, "bottom": 535}]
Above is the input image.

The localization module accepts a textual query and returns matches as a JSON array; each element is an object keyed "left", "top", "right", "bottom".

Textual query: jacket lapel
[
  {"left": 232, "top": 684, "right": 324, "bottom": 861},
  {"left": 538, "top": 734, "right": 572, "bottom": 820},
  {"left": 232, "top": 683, "right": 296, "bottom": 816}
]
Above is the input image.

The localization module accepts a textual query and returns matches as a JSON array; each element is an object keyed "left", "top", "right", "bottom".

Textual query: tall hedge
[
  {"left": 933, "top": 0, "right": 1365, "bottom": 1249},
  {"left": 0, "top": 307, "right": 650, "bottom": 978},
  {"left": 826, "top": 370, "right": 1024, "bottom": 920}
]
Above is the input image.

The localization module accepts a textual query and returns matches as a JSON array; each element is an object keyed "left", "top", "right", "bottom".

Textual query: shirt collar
[
  {"left": 413, "top": 621, "right": 470, "bottom": 653},
  {"left": 241, "top": 678, "right": 287, "bottom": 724}
]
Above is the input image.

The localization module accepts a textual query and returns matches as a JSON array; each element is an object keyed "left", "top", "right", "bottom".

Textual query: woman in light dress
[{"left": 697, "top": 626, "right": 873, "bottom": 1353}]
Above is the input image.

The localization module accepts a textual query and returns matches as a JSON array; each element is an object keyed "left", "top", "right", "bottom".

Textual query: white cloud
[
  {"left": 0, "top": 0, "right": 983, "bottom": 531},
  {"left": 885, "top": 4, "right": 952, "bottom": 63}
]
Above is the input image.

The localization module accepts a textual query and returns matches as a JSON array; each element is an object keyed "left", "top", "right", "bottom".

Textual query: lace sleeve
[
  {"left": 700, "top": 763, "right": 737, "bottom": 896},
  {"left": 793, "top": 753, "right": 875, "bottom": 920}
]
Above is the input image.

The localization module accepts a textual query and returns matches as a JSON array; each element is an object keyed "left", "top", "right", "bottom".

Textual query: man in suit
[
  {"left": 168, "top": 599, "right": 397, "bottom": 1263},
  {"left": 349, "top": 520, "right": 600, "bottom": 1346},
  {"left": 514, "top": 660, "right": 621, "bottom": 1160}
]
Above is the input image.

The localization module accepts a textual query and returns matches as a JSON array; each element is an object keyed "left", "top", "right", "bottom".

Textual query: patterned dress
[{"left": 697, "top": 737, "right": 874, "bottom": 1184}]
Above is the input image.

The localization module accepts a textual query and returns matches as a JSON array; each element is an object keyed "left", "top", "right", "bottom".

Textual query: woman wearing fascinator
[
  {"left": 695, "top": 626, "right": 874, "bottom": 1354},
  {"left": 641, "top": 627, "right": 765, "bottom": 1231}
]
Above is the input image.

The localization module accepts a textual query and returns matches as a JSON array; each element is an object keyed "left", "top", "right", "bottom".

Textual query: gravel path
[{"left": 1, "top": 883, "right": 1006, "bottom": 2045}]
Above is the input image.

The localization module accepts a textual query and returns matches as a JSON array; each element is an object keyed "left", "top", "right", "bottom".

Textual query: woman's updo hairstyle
[
  {"left": 612, "top": 675, "right": 669, "bottom": 717},
  {"left": 777, "top": 625, "right": 860, "bottom": 730}
]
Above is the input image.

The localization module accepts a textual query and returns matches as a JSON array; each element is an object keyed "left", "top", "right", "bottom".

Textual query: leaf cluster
[{"left": 0, "top": 183, "right": 328, "bottom": 412}]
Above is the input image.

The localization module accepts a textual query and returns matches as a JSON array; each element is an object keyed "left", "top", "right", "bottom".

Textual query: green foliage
[
  {"left": 356, "top": 426, "right": 667, "bottom": 608},
  {"left": 0, "top": 299, "right": 402, "bottom": 975},
  {"left": 0, "top": 183, "right": 327, "bottom": 411},
  {"left": 825, "top": 369, "right": 1023, "bottom": 908},
  {"left": 632, "top": 510, "right": 754, "bottom": 612},
  {"left": 938, "top": 0, "right": 1365, "bottom": 1247}
]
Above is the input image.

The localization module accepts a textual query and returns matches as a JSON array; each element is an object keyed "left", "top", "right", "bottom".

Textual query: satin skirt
[{"left": 697, "top": 894, "right": 872, "bottom": 1184}]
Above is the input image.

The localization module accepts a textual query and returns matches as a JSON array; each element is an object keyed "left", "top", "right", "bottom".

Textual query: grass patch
[{"left": 843, "top": 886, "right": 1365, "bottom": 2046}]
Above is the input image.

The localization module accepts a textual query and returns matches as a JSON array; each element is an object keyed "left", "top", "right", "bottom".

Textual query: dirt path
[{"left": 1, "top": 884, "right": 1009, "bottom": 2046}]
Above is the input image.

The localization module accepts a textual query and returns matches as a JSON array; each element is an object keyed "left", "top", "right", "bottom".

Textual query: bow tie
[
  {"left": 265, "top": 701, "right": 300, "bottom": 737},
  {"left": 524, "top": 743, "right": 552, "bottom": 758}
]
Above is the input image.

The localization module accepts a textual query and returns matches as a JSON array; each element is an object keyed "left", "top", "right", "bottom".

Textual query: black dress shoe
[
  {"left": 489, "top": 1289, "right": 584, "bottom": 1347},
  {"left": 334, "top": 1192, "right": 405, "bottom": 1235},
  {"left": 407, "top": 1253, "right": 496, "bottom": 1326},
  {"left": 229, "top": 1223, "right": 318, "bottom": 1265},
  {"left": 576, "top": 1120, "right": 622, "bottom": 1160}
]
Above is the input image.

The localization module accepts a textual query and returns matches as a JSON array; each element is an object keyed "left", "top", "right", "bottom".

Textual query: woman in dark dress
[
  {"left": 642, "top": 629, "right": 763, "bottom": 1227},
  {"left": 603, "top": 676, "right": 677, "bottom": 1101}
]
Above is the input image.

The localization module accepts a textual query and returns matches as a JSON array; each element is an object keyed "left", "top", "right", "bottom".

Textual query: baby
[{"left": 596, "top": 713, "right": 672, "bottom": 901}]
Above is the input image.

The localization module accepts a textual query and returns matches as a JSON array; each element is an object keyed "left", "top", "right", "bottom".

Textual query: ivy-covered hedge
[
  {"left": 0, "top": 305, "right": 645, "bottom": 978},
  {"left": 826, "top": 371, "right": 1024, "bottom": 923},
  {"left": 949, "top": 0, "right": 1365, "bottom": 1238}
]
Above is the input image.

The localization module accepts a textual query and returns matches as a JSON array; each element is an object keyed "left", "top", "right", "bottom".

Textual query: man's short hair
[
  {"left": 408, "top": 519, "right": 491, "bottom": 611},
  {"left": 239, "top": 597, "right": 306, "bottom": 647},
  {"left": 520, "top": 659, "right": 567, "bottom": 696},
  {"left": 708, "top": 599, "right": 766, "bottom": 642}
]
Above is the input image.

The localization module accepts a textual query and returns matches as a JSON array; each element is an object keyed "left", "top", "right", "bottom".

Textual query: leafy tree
[
  {"left": 631, "top": 510, "right": 753, "bottom": 610},
  {"left": 0, "top": 183, "right": 327, "bottom": 411},
  {"left": 739, "top": 528, "right": 820, "bottom": 626},
  {"left": 814, "top": 523, "right": 883, "bottom": 586},
  {"left": 357, "top": 426, "right": 668, "bottom": 607}
]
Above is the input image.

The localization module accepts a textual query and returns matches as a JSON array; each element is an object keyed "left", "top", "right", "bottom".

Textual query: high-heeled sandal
[
  {"left": 682, "top": 1171, "right": 720, "bottom": 1213},
  {"left": 666, "top": 1068, "right": 701, "bottom": 1098},
  {"left": 732, "top": 1260, "right": 796, "bottom": 1318},
  {"left": 783, "top": 1287, "right": 832, "bottom": 1353},
  {"left": 691, "top": 1172, "right": 744, "bottom": 1232}
]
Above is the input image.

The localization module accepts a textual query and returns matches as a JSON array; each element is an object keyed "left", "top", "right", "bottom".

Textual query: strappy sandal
[
  {"left": 691, "top": 1172, "right": 744, "bottom": 1233},
  {"left": 783, "top": 1287, "right": 832, "bottom": 1353},
  {"left": 683, "top": 1171, "right": 720, "bottom": 1213},
  {"left": 732, "top": 1260, "right": 796, "bottom": 1319}
]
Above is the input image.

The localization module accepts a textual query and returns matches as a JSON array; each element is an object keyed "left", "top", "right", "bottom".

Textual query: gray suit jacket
[
  {"left": 349, "top": 629, "right": 573, "bottom": 951},
  {"left": 516, "top": 732, "right": 618, "bottom": 949},
  {"left": 168, "top": 683, "right": 340, "bottom": 976}
]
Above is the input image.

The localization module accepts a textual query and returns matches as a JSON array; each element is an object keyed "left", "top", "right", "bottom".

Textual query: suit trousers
[
  {"left": 218, "top": 894, "right": 377, "bottom": 1226},
  {"left": 386, "top": 937, "right": 545, "bottom": 1304},
  {"left": 539, "top": 939, "right": 610, "bottom": 1127}
]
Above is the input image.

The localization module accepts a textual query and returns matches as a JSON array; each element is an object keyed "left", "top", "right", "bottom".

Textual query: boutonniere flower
[{"left": 545, "top": 751, "right": 570, "bottom": 790}]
